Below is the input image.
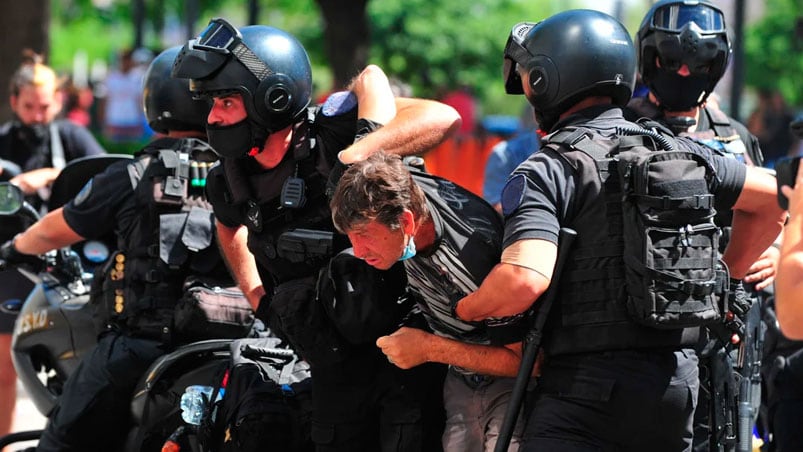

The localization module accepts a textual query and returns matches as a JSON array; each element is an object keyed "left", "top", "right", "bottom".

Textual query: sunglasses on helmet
[{"left": 651, "top": 3, "right": 726, "bottom": 34}]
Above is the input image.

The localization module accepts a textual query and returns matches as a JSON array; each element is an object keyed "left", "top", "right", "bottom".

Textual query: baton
[{"left": 494, "top": 227, "right": 577, "bottom": 452}]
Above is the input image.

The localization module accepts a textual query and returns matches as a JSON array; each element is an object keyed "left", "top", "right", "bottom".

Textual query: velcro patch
[
  {"left": 501, "top": 174, "right": 526, "bottom": 217},
  {"left": 321, "top": 91, "right": 357, "bottom": 117},
  {"left": 73, "top": 179, "right": 93, "bottom": 206}
]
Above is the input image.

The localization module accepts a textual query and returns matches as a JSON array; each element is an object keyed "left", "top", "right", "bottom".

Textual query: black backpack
[{"left": 544, "top": 121, "right": 727, "bottom": 329}]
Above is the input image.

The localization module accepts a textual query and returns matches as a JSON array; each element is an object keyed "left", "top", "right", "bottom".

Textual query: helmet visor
[
  {"left": 503, "top": 22, "right": 537, "bottom": 95},
  {"left": 193, "top": 18, "right": 242, "bottom": 54},
  {"left": 174, "top": 18, "right": 272, "bottom": 87},
  {"left": 651, "top": 3, "right": 725, "bottom": 33}
]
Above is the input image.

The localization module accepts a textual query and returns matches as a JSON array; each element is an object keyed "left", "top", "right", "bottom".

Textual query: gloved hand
[
  {"left": 715, "top": 278, "right": 751, "bottom": 344},
  {"left": 727, "top": 278, "right": 752, "bottom": 320},
  {"left": 0, "top": 237, "right": 43, "bottom": 271}
]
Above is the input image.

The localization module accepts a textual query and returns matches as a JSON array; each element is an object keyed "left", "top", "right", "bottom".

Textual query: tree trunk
[
  {"left": 0, "top": 0, "right": 50, "bottom": 122},
  {"left": 314, "top": 0, "right": 370, "bottom": 92}
]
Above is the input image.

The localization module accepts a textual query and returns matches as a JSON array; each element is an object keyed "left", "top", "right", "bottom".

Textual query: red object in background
[
  {"left": 441, "top": 88, "right": 477, "bottom": 136},
  {"left": 423, "top": 135, "right": 501, "bottom": 196}
]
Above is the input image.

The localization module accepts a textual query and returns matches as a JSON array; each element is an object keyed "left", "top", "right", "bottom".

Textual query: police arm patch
[
  {"left": 321, "top": 91, "right": 358, "bottom": 117},
  {"left": 73, "top": 179, "right": 93, "bottom": 206},
  {"left": 501, "top": 174, "right": 526, "bottom": 217}
]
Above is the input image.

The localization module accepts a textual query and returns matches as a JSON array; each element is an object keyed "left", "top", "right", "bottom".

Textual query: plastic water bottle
[{"left": 180, "top": 385, "right": 223, "bottom": 425}]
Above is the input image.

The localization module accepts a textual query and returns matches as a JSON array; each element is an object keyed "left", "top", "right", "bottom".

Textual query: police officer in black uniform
[
  {"left": 172, "top": 18, "right": 459, "bottom": 452},
  {"left": 453, "top": 9, "right": 785, "bottom": 452},
  {"left": 0, "top": 46, "right": 234, "bottom": 452},
  {"left": 629, "top": 2, "right": 778, "bottom": 448}
]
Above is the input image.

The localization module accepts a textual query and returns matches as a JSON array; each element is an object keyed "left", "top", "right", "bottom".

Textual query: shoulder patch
[
  {"left": 73, "top": 179, "right": 93, "bottom": 206},
  {"left": 501, "top": 174, "right": 526, "bottom": 217},
  {"left": 321, "top": 91, "right": 357, "bottom": 117}
]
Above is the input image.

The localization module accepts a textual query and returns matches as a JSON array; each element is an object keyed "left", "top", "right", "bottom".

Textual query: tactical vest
[
  {"left": 97, "top": 138, "right": 225, "bottom": 343},
  {"left": 217, "top": 110, "right": 349, "bottom": 287},
  {"left": 627, "top": 100, "right": 758, "bottom": 166},
  {"left": 539, "top": 120, "right": 701, "bottom": 356},
  {"left": 685, "top": 106, "right": 754, "bottom": 165}
]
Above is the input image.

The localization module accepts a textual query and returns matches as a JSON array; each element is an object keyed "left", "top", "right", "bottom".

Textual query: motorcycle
[{"left": 0, "top": 155, "right": 300, "bottom": 452}]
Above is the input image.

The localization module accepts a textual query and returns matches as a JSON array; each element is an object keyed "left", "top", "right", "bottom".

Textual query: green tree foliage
[
  {"left": 744, "top": 0, "right": 803, "bottom": 106},
  {"left": 368, "top": 0, "right": 570, "bottom": 114}
]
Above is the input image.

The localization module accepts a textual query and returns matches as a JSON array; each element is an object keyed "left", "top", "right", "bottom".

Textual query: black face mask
[
  {"left": 650, "top": 71, "right": 711, "bottom": 111},
  {"left": 534, "top": 109, "right": 559, "bottom": 133},
  {"left": 15, "top": 122, "right": 49, "bottom": 147},
  {"left": 206, "top": 120, "right": 256, "bottom": 159}
]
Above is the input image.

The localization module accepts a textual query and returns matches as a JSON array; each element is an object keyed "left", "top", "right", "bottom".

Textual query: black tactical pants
[
  {"left": 763, "top": 349, "right": 803, "bottom": 452},
  {"left": 310, "top": 346, "right": 446, "bottom": 452},
  {"left": 523, "top": 348, "right": 699, "bottom": 452},
  {"left": 36, "top": 331, "right": 166, "bottom": 452}
]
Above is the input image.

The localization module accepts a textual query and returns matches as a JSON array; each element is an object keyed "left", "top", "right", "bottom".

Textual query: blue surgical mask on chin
[{"left": 398, "top": 235, "right": 417, "bottom": 261}]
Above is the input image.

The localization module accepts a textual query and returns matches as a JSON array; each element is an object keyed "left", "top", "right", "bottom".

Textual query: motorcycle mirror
[{"left": 0, "top": 182, "right": 24, "bottom": 216}]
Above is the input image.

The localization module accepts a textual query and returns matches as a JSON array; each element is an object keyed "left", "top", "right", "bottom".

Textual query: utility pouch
[
  {"left": 618, "top": 148, "right": 724, "bottom": 329},
  {"left": 174, "top": 279, "right": 255, "bottom": 342},
  {"left": 276, "top": 229, "right": 333, "bottom": 263}
]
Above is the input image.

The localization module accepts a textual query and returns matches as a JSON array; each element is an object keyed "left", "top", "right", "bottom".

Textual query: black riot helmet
[
  {"left": 636, "top": 0, "right": 731, "bottom": 111},
  {"left": 143, "top": 46, "right": 209, "bottom": 134},
  {"left": 172, "top": 18, "right": 312, "bottom": 158},
  {"left": 503, "top": 9, "right": 636, "bottom": 131}
]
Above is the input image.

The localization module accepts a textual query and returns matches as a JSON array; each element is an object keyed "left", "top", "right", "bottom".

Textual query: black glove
[
  {"left": 715, "top": 278, "right": 750, "bottom": 343},
  {"left": 0, "top": 238, "right": 43, "bottom": 271},
  {"left": 727, "top": 278, "right": 751, "bottom": 320}
]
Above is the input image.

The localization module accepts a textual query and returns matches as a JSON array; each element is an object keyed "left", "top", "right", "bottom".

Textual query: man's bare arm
[
  {"left": 376, "top": 326, "right": 526, "bottom": 377},
  {"left": 723, "top": 166, "right": 786, "bottom": 279},
  {"left": 216, "top": 222, "right": 264, "bottom": 310},
  {"left": 338, "top": 65, "right": 461, "bottom": 163}
]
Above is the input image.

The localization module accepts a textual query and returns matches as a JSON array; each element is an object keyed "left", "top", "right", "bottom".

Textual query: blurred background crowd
[{"left": 0, "top": 0, "right": 801, "bottom": 196}]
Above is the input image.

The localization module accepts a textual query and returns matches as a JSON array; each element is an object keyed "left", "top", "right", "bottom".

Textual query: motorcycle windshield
[{"left": 47, "top": 154, "right": 133, "bottom": 210}]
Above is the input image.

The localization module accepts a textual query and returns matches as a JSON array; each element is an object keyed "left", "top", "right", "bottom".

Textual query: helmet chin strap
[
  {"left": 247, "top": 118, "right": 269, "bottom": 157},
  {"left": 663, "top": 115, "right": 697, "bottom": 135}
]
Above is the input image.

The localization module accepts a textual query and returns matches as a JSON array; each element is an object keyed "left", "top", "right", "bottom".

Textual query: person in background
[
  {"left": 441, "top": 84, "right": 478, "bottom": 141},
  {"left": 482, "top": 104, "right": 540, "bottom": 213},
  {"left": 63, "top": 79, "right": 95, "bottom": 129},
  {"left": 628, "top": 1, "right": 778, "bottom": 448},
  {"left": 0, "top": 50, "right": 105, "bottom": 441},
  {"left": 748, "top": 89, "right": 796, "bottom": 169},
  {"left": 99, "top": 48, "right": 148, "bottom": 145},
  {"left": 0, "top": 46, "right": 237, "bottom": 452}
]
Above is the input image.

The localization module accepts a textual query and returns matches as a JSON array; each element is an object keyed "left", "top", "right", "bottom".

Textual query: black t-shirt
[
  {"left": 501, "top": 107, "right": 747, "bottom": 249},
  {"left": 62, "top": 138, "right": 183, "bottom": 243},
  {"left": 0, "top": 119, "right": 105, "bottom": 174},
  {"left": 404, "top": 172, "right": 503, "bottom": 344},
  {"left": 62, "top": 159, "right": 136, "bottom": 243},
  {"left": 205, "top": 94, "right": 363, "bottom": 286},
  {"left": 207, "top": 102, "right": 358, "bottom": 229}
]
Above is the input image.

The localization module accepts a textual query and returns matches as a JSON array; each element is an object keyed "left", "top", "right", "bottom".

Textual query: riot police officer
[
  {"left": 172, "top": 18, "right": 459, "bottom": 451},
  {"left": 0, "top": 46, "right": 236, "bottom": 452},
  {"left": 630, "top": 0, "right": 776, "bottom": 289},
  {"left": 630, "top": 2, "right": 779, "bottom": 448},
  {"left": 454, "top": 9, "right": 785, "bottom": 452}
]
